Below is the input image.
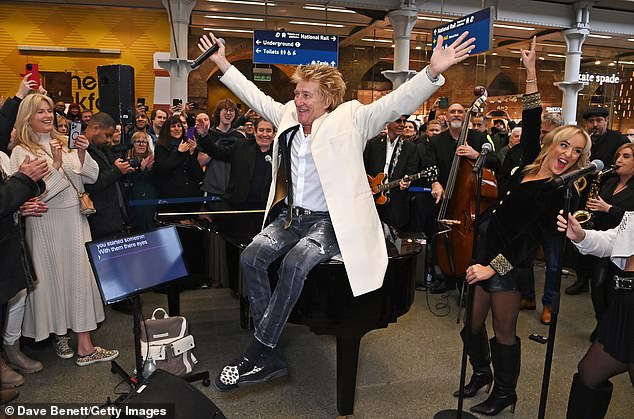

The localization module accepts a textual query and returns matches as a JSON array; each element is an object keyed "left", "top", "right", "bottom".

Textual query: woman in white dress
[{"left": 10, "top": 93, "right": 118, "bottom": 366}]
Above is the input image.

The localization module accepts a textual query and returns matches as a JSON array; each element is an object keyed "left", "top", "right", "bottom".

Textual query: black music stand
[
  {"left": 434, "top": 162, "right": 487, "bottom": 419},
  {"left": 85, "top": 226, "right": 210, "bottom": 388}
]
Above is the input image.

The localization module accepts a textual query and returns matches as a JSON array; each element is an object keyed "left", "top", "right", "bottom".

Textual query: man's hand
[
  {"left": 456, "top": 144, "right": 478, "bottom": 160},
  {"left": 428, "top": 32, "right": 476, "bottom": 79},
  {"left": 399, "top": 177, "right": 411, "bottom": 190},
  {"left": 431, "top": 181, "right": 444, "bottom": 204},
  {"left": 557, "top": 210, "right": 586, "bottom": 243},
  {"left": 16, "top": 74, "right": 37, "bottom": 99},
  {"left": 197, "top": 33, "right": 231, "bottom": 73},
  {"left": 20, "top": 197, "right": 48, "bottom": 218},
  {"left": 114, "top": 158, "right": 135, "bottom": 174},
  {"left": 19, "top": 155, "right": 49, "bottom": 182}
]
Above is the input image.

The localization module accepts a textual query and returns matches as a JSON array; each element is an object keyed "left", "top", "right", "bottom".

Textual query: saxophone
[{"left": 573, "top": 165, "right": 617, "bottom": 229}]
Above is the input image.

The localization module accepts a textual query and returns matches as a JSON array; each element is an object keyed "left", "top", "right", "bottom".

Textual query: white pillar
[
  {"left": 158, "top": 0, "right": 196, "bottom": 103},
  {"left": 382, "top": 7, "right": 418, "bottom": 89},
  {"left": 555, "top": 2, "right": 591, "bottom": 124}
]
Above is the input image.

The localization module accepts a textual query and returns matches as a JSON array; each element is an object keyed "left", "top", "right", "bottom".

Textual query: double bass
[{"left": 434, "top": 87, "right": 498, "bottom": 278}]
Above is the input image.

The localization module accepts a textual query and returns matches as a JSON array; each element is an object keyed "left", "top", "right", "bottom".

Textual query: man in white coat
[{"left": 198, "top": 31, "right": 475, "bottom": 391}]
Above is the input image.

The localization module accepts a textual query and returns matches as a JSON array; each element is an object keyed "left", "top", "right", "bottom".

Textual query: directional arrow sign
[{"left": 253, "top": 30, "right": 339, "bottom": 66}]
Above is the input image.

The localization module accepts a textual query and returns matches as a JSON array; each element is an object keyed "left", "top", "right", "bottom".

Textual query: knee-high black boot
[
  {"left": 470, "top": 337, "right": 521, "bottom": 416},
  {"left": 453, "top": 328, "right": 492, "bottom": 398},
  {"left": 566, "top": 373, "right": 613, "bottom": 419}
]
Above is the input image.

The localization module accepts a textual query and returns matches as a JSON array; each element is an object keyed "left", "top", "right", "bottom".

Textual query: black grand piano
[{"left": 161, "top": 208, "right": 422, "bottom": 416}]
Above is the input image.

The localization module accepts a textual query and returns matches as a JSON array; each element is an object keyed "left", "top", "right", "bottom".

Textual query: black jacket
[
  {"left": 0, "top": 96, "right": 22, "bottom": 154},
  {"left": 153, "top": 143, "right": 203, "bottom": 213},
  {"left": 423, "top": 129, "right": 500, "bottom": 187},
  {"left": 591, "top": 129, "right": 629, "bottom": 168},
  {"left": 203, "top": 137, "right": 272, "bottom": 206},
  {"left": 0, "top": 170, "right": 45, "bottom": 304},
  {"left": 84, "top": 144, "right": 127, "bottom": 239},
  {"left": 364, "top": 134, "right": 419, "bottom": 229}
]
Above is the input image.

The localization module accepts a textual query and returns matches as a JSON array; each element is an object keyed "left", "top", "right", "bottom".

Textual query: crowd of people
[{"left": 0, "top": 30, "right": 632, "bottom": 417}]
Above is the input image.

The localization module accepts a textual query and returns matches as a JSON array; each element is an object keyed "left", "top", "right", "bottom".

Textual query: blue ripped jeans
[{"left": 240, "top": 210, "right": 340, "bottom": 348}]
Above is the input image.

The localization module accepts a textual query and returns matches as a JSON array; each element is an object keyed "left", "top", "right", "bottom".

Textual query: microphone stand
[
  {"left": 434, "top": 163, "right": 485, "bottom": 419},
  {"left": 536, "top": 182, "right": 574, "bottom": 418}
]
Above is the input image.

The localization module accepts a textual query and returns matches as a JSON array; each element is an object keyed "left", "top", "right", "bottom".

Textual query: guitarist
[{"left": 364, "top": 116, "right": 420, "bottom": 230}]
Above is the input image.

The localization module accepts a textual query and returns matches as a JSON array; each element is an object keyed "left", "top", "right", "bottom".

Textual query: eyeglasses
[
  {"left": 221, "top": 108, "right": 236, "bottom": 113},
  {"left": 133, "top": 141, "right": 148, "bottom": 145}
]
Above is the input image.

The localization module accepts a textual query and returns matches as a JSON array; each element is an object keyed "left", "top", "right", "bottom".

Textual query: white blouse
[{"left": 574, "top": 211, "right": 634, "bottom": 270}]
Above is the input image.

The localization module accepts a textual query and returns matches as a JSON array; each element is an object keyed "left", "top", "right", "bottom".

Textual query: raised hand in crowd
[
  {"left": 113, "top": 158, "right": 135, "bottom": 174},
  {"left": 16, "top": 74, "right": 38, "bottom": 99},
  {"left": 186, "top": 138, "right": 197, "bottom": 155},
  {"left": 18, "top": 155, "right": 49, "bottom": 182},
  {"left": 49, "top": 139, "right": 63, "bottom": 170},
  {"left": 20, "top": 197, "right": 48, "bottom": 218},
  {"left": 520, "top": 36, "right": 538, "bottom": 94}
]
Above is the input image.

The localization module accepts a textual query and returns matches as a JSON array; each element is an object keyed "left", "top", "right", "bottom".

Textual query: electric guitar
[{"left": 367, "top": 166, "right": 438, "bottom": 205}]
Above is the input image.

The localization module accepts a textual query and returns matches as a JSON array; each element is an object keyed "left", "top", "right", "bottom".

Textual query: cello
[{"left": 434, "top": 87, "right": 498, "bottom": 278}]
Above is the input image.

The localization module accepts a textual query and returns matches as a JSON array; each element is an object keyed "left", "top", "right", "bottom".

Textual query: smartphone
[
  {"left": 186, "top": 127, "right": 195, "bottom": 140},
  {"left": 25, "top": 63, "right": 40, "bottom": 89},
  {"left": 137, "top": 97, "right": 145, "bottom": 105},
  {"left": 172, "top": 98, "right": 182, "bottom": 107},
  {"left": 438, "top": 97, "right": 449, "bottom": 109},
  {"left": 68, "top": 121, "right": 81, "bottom": 149}
]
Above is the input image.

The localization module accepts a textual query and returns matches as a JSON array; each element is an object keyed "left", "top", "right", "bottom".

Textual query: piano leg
[{"left": 336, "top": 333, "right": 363, "bottom": 416}]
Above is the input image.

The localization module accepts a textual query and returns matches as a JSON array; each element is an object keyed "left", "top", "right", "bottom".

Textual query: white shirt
[
  {"left": 289, "top": 127, "right": 327, "bottom": 212},
  {"left": 383, "top": 135, "right": 400, "bottom": 176}
]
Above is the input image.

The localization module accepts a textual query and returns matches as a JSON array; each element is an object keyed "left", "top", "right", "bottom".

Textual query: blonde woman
[
  {"left": 10, "top": 93, "right": 118, "bottom": 367},
  {"left": 127, "top": 131, "right": 157, "bottom": 231}
]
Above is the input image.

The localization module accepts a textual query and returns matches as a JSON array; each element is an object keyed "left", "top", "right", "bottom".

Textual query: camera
[{"left": 127, "top": 156, "right": 141, "bottom": 169}]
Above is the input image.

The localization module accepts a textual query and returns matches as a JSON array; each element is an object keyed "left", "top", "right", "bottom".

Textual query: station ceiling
[{"left": 18, "top": 0, "right": 634, "bottom": 65}]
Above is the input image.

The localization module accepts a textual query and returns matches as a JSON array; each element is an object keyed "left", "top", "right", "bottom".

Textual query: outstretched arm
[
  {"left": 198, "top": 33, "right": 231, "bottom": 73},
  {"left": 428, "top": 32, "right": 476, "bottom": 79}
]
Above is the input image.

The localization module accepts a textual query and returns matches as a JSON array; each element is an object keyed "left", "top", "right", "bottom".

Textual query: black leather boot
[
  {"left": 470, "top": 337, "right": 520, "bottom": 416},
  {"left": 453, "top": 328, "right": 492, "bottom": 398},
  {"left": 566, "top": 373, "right": 613, "bottom": 419}
]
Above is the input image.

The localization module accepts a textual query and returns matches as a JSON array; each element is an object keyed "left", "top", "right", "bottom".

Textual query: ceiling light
[
  {"left": 415, "top": 46, "right": 422, "bottom": 50},
  {"left": 494, "top": 23, "right": 534, "bottom": 31},
  {"left": 385, "top": 29, "right": 428, "bottom": 35},
  {"left": 361, "top": 38, "right": 392, "bottom": 43},
  {"left": 491, "top": 52, "right": 498, "bottom": 55},
  {"left": 588, "top": 34, "right": 612, "bottom": 39},
  {"left": 207, "top": 0, "right": 276, "bottom": 5},
  {"left": 303, "top": 5, "right": 355, "bottom": 14},
  {"left": 618, "top": 61, "right": 634, "bottom": 65},
  {"left": 595, "top": 60, "right": 601, "bottom": 65},
  {"left": 417, "top": 16, "right": 449, "bottom": 22},
  {"left": 509, "top": 50, "right": 522, "bottom": 54},
  {"left": 609, "top": 62, "right": 616, "bottom": 66},
  {"left": 629, "top": 39, "right": 634, "bottom": 42},
  {"left": 539, "top": 57, "right": 545, "bottom": 60},
  {"left": 204, "top": 27, "right": 254, "bottom": 33},
  {"left": 547, "top": 53, "right": 566, "bottom": 58},
  {"left": 288, "top": 21, "right": 344, "bottom": 28},
  {"left": 536, "top": 42, "right": 565, "bottom": 48},
  {"left": 205, "top": 15, "right": 263, "bottom": 22}
]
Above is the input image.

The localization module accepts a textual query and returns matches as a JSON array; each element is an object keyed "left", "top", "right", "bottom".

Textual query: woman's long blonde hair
[
  {"left": 523, "top": 125, "right": 591, "bottom": 179},
  {"left": 14, "top": 93, "right": 68, "bottom": 155}
]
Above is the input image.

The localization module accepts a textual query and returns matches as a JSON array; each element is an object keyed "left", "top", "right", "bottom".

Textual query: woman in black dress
[
  {"left": 459, "top": 40, "right": 592, "bottom": 415},
  {"left": 583, "top": 143, "right": 634, "bottom": 338},
  {"left": 557, "top": 210, "right": 634, "bottom": 419}
]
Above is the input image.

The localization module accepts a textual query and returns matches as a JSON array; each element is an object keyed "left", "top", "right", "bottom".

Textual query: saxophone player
[{"left": 565, "top": 107, "right": 629, "bottom": 295}]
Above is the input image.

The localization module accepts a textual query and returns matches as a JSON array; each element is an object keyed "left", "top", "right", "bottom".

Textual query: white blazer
[
  {"left": 221, "top": 65, "right": 444, "bottom": 296},
  {"left": 575, "top": 211, "right": 634, "bottom": 270}
]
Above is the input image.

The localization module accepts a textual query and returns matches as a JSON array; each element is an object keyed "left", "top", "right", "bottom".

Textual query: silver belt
[
  {"left": 290, "top": 206, "right": 328, "bottom": 217},
  {"left": 614, "top": 275, "right": 634, "bottom": 291}
]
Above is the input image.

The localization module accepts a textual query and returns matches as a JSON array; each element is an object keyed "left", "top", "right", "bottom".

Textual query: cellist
[{"left": 423, "top": 104, "right": 501, "bottom": 294}]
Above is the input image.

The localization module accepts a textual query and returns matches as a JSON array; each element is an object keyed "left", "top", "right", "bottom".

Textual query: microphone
[
  {"left": 472, "top": 142, "right": 492, "bottom": 173},
  {"left": 552, "top": 159, "right": 604, "bottom": 188},
  {"left": 191, "top": 38, "right": 225, "bottom": 69}
]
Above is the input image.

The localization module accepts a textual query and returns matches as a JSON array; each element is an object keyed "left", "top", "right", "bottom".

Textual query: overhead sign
[
  {"left": 432, "top": 7, "right": 494, "bottom": 56},
  {"left": 253, "top": 30, "right": 339, "bottom": 67}
]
